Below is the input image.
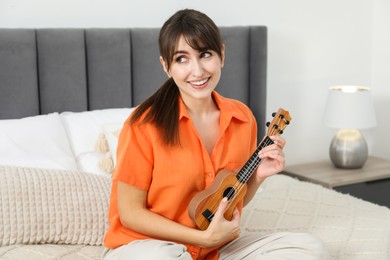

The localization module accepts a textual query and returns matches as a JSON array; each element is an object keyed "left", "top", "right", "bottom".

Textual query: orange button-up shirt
[{"left": 104, "top": 91, "right": 258, "bottom": 259}]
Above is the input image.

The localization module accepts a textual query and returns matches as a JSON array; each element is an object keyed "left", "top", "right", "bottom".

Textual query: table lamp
[{"left": 324, "top": 85, "right": 376, "bottom": 169}]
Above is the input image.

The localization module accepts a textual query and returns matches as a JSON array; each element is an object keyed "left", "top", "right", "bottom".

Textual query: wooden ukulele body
[{"left": 188, "top": 169, "right": 247, "bottom": 231}]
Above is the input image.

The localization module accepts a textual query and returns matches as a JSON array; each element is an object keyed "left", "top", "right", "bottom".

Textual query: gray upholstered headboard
[{"left": 0, "top": 26, "right": 267, "bottom": 137}]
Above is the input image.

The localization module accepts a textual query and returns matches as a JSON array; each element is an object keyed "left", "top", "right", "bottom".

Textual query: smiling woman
[{"left": 102, "top": 8, "right": 329, "bottom": 260}]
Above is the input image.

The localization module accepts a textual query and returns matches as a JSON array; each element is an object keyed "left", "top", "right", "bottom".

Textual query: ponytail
[{"left": 130, "top": 79, "right": 180, "bottom": 145}]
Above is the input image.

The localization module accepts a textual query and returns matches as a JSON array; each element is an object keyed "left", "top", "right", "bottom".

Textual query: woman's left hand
[{"left": 255, "top": 135, "right": 286, "bottom": 180}]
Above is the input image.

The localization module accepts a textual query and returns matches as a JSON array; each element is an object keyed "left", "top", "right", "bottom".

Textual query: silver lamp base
[{"left": 329, "top": 129, "right": 368, "bottom": 169}]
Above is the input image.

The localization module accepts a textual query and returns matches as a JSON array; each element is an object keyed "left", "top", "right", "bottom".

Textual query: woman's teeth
[{"left": 192, "top": 79, "right": 208, "bottom": 86}]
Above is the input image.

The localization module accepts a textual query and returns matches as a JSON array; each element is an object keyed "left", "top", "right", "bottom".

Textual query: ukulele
[{"left": 188, "top": 108, "right": 291, "bottom": 230}]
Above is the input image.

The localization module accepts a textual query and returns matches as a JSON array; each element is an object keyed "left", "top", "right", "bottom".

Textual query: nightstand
[{"left": 283, "top": 156, "right": 390, "bottom": 208}]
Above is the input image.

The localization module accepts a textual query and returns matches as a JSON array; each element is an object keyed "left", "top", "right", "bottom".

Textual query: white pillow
[
  {"left": 60, "top": 108, "right": 134, "bottom": 174},
  {"left": 0, "top": 113, "right": 77, "bottom": 170}
]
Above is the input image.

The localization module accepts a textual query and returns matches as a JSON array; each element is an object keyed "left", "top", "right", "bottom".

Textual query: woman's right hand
[{"left": 203, "top": 197, "right": 241, "bottom": 248}]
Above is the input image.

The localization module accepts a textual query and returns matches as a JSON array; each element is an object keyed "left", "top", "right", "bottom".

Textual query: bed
[{"left": 0, "top": 27, "right": 389, "bottom": 260}]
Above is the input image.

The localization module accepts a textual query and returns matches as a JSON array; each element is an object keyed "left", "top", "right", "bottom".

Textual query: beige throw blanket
[{"left": 0, "top": 166, "right": 111, "bottom": 247}]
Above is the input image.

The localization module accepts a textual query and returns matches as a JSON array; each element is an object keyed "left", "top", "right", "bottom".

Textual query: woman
[{"left": 103, "top": 8, "right": 329, "bottom": 260}]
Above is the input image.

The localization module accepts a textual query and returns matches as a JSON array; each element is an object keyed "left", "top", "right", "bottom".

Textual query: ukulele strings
[{"left": 200, "top": 115, "right": 287, "bottom": 228}]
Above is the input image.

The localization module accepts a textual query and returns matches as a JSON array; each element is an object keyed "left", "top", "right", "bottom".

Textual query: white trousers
[{"left": 103, "top": 232, "right": 330, "bottom": 260}]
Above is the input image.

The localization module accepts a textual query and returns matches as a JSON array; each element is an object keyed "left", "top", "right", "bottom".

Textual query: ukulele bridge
[{"left": 202, "top": 209, "right": 214, "bottom": 222}]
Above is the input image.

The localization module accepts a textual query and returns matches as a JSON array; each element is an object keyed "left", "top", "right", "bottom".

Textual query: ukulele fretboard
[{"left": 236, "top": 136, "right": 274, "bottom": 183}]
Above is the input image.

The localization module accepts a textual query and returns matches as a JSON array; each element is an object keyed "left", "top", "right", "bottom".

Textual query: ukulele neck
[{"left": 236, "top": 136, "right": 274, "bottom": 183}]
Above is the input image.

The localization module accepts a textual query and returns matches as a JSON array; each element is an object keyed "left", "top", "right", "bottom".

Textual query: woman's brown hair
[{"left": 130, "top": 9, "right": 224, "bottom": 145}]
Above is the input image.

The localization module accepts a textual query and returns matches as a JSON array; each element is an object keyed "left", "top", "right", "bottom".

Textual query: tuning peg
[
  {"left": 279, "top": 130, "right": 284, "bottom": 134},
  {"left": 285, "top": 120, "right": 290, "bottom": 125},
  {"left": 272, "top": 112, "right": 276, "bottom": 117},
  {"left": 266, "top": 122, "right": 270, "bottom": 127}
]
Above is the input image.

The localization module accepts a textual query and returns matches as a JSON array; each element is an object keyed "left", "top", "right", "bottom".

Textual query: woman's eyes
[{"left": 174, "top": 51, "right": 212, "bottom": 63}]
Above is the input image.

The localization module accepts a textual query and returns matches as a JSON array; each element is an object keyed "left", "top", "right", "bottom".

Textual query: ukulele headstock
[{"left": 266, "top": 108, "right": 291, "bottom": 137}]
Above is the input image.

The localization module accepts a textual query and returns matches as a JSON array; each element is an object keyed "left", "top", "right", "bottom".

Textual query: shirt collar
[{"left": 178, "top": 91, "right": 249, "bottom": 123}]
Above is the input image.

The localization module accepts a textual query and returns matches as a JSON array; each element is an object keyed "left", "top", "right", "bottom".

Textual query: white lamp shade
[{"left": 324, "top": 86, "right": 377, "bottom": 129}]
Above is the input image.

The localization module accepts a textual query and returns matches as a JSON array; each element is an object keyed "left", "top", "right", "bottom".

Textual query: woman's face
[{"left": 160, "top": 35, "right": 224, "bottom": 104}]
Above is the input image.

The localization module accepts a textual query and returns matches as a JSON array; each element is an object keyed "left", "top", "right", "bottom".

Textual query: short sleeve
[{"left": 113, "top": 118, "right": 154, "bottom": 190}]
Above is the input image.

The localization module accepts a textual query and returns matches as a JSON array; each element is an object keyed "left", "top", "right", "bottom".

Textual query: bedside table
[{"left": 283, "top": 156, "right": 390, "bottom": 208}]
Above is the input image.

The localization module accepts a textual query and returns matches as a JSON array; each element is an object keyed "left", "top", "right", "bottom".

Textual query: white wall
[
  {"left": 1, "top": 0, "right": 389, "bottom": 165},
  {"left": 371, "top": 0, "right": 390, "bottom": 160}
]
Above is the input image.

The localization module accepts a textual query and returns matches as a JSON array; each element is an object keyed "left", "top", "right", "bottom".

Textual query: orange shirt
[{"left": 104, "top": 91, "right": 258, "bottom": 259}]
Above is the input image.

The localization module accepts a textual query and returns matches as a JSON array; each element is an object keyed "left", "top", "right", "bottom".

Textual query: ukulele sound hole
[{"left": 223, "top": 187, "right": 235, "bottom": 200}]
